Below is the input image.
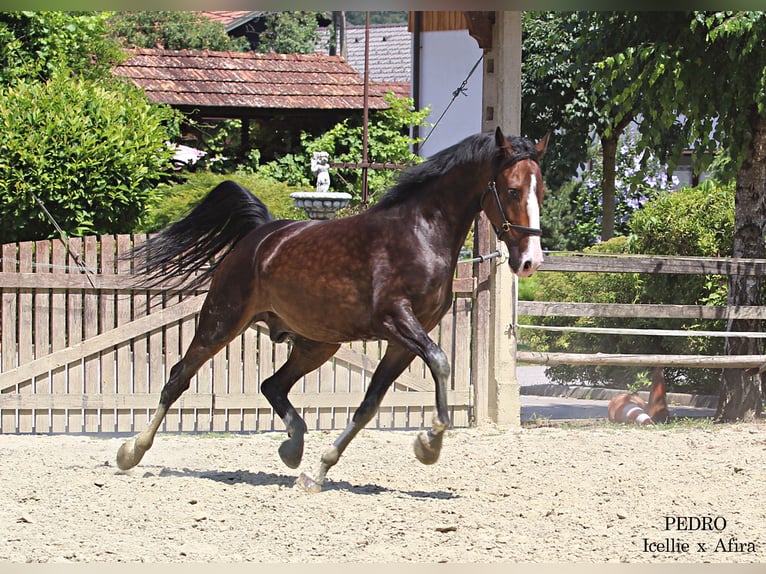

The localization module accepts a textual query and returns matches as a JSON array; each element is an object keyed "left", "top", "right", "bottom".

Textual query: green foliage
[
  {"left": 0, "top": 11, "right": 124, "bottom": 86},
  {"left": 628, "top": 180, "right": 734, "bottom": 258},
  {"left": 521, "top": 12, "right": 591, "bottom": 192},
  {"left": 591, "top": 11, "right": 766, "bottom": 179},
  {"left": 628, "top": 179, "right": 734, "bottom": 310},
  {"left": 258, "top": 93, "right": 430, "bottom": 204},
  {"left": 525, "top": 181, "right": 735, "bottom": 394},
  {"left": 543, "top": 125, "right": 680, "bottom": 251},
  {"left": 543, "top": 129, "right": 677, "bottom": 251},
  {"left": 522, "top": 12, "right": 690, "bottom": 247},
  {"left": 256, "top": 12, "right": 319, "bottom": 54},
  {"left": 138, "top": 171, "right": 307, "bottom": 233},
  {"left": 0, "top": 76, "right": 179, "bottom": 242},
  {"left": 106, "top": 11, "right": 250, "bottom": 51}
]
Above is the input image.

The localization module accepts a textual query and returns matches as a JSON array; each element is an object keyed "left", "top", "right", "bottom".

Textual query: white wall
[{"left": 416, "top": 30, "right": 484, "bottom": 157}]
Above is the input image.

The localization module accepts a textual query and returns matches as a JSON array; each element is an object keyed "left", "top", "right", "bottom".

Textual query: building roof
[
  {"left": 344, "top": 24, "right": 412, "bottom": 83},
  {"left": 374, "top": 81, "right": 411, "bottom": 99},
  {"left": 114, "top": 48, "right": 392, "bottom": 115},
  {"left": 197, "top": 11, "right": 261, "bottom": 32}
]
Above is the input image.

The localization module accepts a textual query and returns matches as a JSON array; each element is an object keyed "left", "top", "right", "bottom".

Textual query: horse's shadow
[{"left": 151, "top": 466, "right": 458, "bottom": 499}]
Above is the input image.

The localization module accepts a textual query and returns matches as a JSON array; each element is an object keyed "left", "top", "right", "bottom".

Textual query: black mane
[{"left": 376, "top": 131, "right": 538, "bottom": 208}]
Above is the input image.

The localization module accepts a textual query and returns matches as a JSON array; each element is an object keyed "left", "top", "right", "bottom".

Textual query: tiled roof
[
  {"left": 374, "top": 81, "right": 410, "bottom": 99},
  {"left": 338, "top": 23, "right": 412, "bottom": 83},
  {"left": 114, "top": 48, "right": 391, "bottom": 112}
]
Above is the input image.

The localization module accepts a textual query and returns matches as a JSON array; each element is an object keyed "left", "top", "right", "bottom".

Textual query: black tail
[{"left": 129, "top": 180, "right": 275, "bottom": 290}]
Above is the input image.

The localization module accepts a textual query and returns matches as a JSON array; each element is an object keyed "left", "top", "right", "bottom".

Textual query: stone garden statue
[
  {"left": 311, "top": 151, "right": 331, "bottom": 193},
  {"left": 291, "top": 150, "right": 350, "bottom": 219}
]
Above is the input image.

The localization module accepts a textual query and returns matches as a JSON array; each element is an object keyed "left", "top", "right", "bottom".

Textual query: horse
[
  {"left": 607, "top": 366, "right": 670, "bottom": 425},
  {"left": 116, "top": 126, "right": 549, "bottom": 492}
]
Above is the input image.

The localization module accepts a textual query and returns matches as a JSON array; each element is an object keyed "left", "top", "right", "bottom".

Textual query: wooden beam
[
  {"left": 539, "top": 254, "right": 766, "bottom": 275},
  {"left": 464, "top": 11, "right": 493, "bottom": 51},
  {"left": 0, "top": 295, "right": 206, "bottom": 393},
  {"left": 517, "top": 351, "right": 766, "bottom": 369},
  {"left": 518, "top": 301, "right": 766, "bottom": 320}
]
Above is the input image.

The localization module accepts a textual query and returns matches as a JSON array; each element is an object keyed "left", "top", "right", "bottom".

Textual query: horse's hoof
[
  {"left": 116, "top": 439, "right": 144, "bottom": 471},
  {"left": 295, "top": 472, "right": 323, "bottom": 494},
  {"left": 413, "top": 430, "right": 443, "bottom": 465},
  {"left": 278, "top": 439, "right": 303, "bottom": 469}
]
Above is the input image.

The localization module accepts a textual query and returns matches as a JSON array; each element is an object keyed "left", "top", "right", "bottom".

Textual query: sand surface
[{"left": 1, "top": 422, "right": 764, "bottom": 563}]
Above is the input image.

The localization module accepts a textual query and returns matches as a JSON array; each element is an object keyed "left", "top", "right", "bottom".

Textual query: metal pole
[{"left": 361, "top": 11, "right": 370, "bottom": 205}]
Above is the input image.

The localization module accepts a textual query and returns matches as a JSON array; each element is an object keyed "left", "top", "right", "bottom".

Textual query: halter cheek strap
[{"left": 481, "top": 181, "right": 543, "bottom": 240}]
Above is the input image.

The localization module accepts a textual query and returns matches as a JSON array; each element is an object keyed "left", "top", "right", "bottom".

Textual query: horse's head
[{"left": 482, "top": 127, "right": 549, "bottom": 278}]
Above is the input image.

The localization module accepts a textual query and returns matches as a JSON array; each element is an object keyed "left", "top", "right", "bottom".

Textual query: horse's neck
[{"left": 418, "top": 178, "right": 485, "bottom": 257}]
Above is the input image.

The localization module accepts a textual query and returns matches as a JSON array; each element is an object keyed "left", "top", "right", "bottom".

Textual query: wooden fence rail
[{"left": 515, "top": 253, "right": 766, "bottom": 371}]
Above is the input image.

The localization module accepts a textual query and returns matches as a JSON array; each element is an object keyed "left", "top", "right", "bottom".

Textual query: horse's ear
[
  {"left": 495, "top": 126, "right": 511, "bottom": 154},
  {"left": 535, "top": 132, "right": 551, "bottom": 159}
]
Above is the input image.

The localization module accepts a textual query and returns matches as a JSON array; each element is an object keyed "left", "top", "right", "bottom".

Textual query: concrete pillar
[{"left": 482, "top": 11, "right": 522, "bottom": 426}]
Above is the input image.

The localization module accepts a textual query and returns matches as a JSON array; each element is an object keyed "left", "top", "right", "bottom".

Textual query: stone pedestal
[{"left": 290, "top": 191, "right": 352, "bottom": 220}]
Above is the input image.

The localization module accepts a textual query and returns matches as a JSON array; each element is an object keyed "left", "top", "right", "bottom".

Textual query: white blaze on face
[{"left": 518, "top": 173, "right": 544, "bottom": 277}]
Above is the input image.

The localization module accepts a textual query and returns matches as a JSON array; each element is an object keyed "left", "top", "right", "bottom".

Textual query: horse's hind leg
[
  {"left": 116, "top": 346, "right": 211, "bottom": 470},
  {"left": 116, "top": 285, "right": 255, "bottom": 471},
  {"left": 261, "top": 337, "right": 340, "bottom": 469},
  {"left": 296, "top": 344, "right": 414, "bottom": 493}
]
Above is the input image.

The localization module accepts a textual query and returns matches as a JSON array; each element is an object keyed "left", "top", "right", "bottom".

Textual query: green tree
[
  {"left": 521, "top": 13, "right": 590, "bottom": 194},
  {"left": 522, "top": 12, "right": 655, "bottom": 246},
  {"left": 106, "top": 11, "right": 250, "bottom": 51},
  {"left": 527, "top": 180, "right": 734, "bottom": 395},
  {"left": 0, "top": 75, "right": 179, "bottom": 242},
  {"left": 593, "top": 11, "right": 766, "bottom": 421},
  {"left": 256, "top": 12, "right": 319, "bottom": 54},
  {"left": 0, "top": 11, "right": 123, "bottom": 85}
]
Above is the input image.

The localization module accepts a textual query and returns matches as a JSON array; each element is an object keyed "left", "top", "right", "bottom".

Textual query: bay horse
[{"left": 116, "top": 127, "right": 548, "bottom": 492}]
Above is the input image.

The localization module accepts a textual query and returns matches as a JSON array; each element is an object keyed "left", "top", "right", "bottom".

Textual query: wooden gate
[{"left": 0, "top": 235, "right": 477, "bottom": 434}]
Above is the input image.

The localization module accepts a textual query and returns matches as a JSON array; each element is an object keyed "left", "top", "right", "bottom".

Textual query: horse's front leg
[
  {"left": 296, "top": 345, "right": 415, "bottom": 493},
  {"left": 379, "top": 304, "right": 452, "bottom": 465},
  {"left": 261, "top": 338, "right": 340, "bottom": 469},
  {"left": 412, "top": 339, "right": 451, "bottom": 465}
]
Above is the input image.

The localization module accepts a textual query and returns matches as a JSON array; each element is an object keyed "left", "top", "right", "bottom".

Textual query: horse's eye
[{"left": 507, "top": 188, "right": 521, "bottom": 200}]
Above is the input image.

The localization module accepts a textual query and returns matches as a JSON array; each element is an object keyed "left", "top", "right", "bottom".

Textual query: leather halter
[{"left": 480, "top": 180, "right": 543, "bottom": 241}]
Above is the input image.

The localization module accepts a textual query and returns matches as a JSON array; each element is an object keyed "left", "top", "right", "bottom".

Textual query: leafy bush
[
  {"left": 525, "top": 181, "right": 735, "bottom": 394},
  {"left": 138, "top": 170, "right": 307, "bottom": 233},
  {"left": 0, "top": 75, "right": 180, "bottom": 242},
  {"left": 0, "top": 12, "right": 124, "bottom": 86},
  {"left": 106, "top": 12, "right": 250, "bottom": 51}
]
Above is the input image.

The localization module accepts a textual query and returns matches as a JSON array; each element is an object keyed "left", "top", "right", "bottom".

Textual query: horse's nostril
[{"left": 523, "top": 260, "right": 532, "bottom": 271}]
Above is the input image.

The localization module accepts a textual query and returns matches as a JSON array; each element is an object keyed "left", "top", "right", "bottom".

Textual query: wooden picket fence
[{"left": 0, "top": 234, "right": 476, "bottom": 434}]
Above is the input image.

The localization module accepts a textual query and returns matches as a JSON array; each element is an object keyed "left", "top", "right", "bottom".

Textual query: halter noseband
[{"left": 481, "top": 180, "right": 543, "bottom": 241}]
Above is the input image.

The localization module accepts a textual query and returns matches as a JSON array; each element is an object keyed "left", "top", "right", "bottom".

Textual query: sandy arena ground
[{"left": 0, "top": 422, "right": 764, "bottom": 563}]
